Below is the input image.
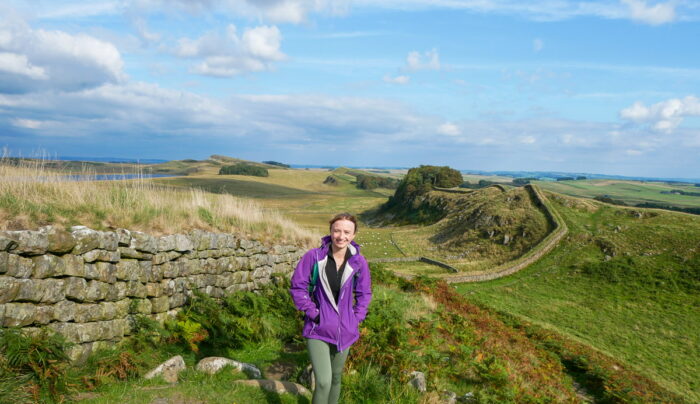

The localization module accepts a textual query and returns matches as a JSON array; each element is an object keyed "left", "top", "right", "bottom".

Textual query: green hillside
[{"left": 456, "top": 193, "right": 700, "bottom": 401}]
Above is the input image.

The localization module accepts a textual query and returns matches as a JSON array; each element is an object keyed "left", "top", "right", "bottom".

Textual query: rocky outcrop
[{"left": 0, "top": 226, "right": 303, "bottom": 361}]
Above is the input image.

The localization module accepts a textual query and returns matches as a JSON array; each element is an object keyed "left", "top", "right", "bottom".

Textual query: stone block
[
  {"left": 138, "top": 261, "right": 152, "bottom": 283},
  {"left": 150, "top": 296, "right": 169, "bottom": 313},
  {"left": 252, "top": 266, "right": 272, "bottom": 279},
  {"left": 112, "top": 282, "right": 128, "bottom": 301},
  {"left": 131, "top": 298, "right": 152, "bottom": 314},
  {"left": 152, "top": 251, "right": 182, "bottom": 265},
  {"left": 225, "top": 283, "right": 248, "bottom": 294},
  {"left": 169, "top": 293, "right": 187, "bottom": 309},
  {"left": 115, "top": 259, "right": 140, "bottom": 281},
  {"left": 71, "top": 226, "right": 100, "bottom": 254},
  {"left": 85, "top": 280, "right": 110, "bottom": 302},
  {"left": 74, "top": 303, "right": 97, "bottom": 323},
  {"left": 15, "top": 278, "right": 64, "bottom": 303},
  {"left": 0, "top": 236, "right": 18, "bottom": 252},
  {"left": 273, "top": 262, "right": 291, "bottom": 274},
  {"left": 0, "top": 251, "right": 7, "bottom": 274},
  {"left": 39, "top": 226, "right": 76, "bottom": 254},
  {"left": 130, "top": 232, "right": 157, "bottom": 254},
  {"left": 62, "top": 254, "right": 85, "bottom": 277},
  {"left": 146, "top": 282, "right": 164, "bottom": 297},
  {"left": 33, "top": 305, "right": 53, "bottom": 325},
  {"left": 173, "top": 234, "right": 194, "bottom": 252},
  {"left": 0, "top": 276, "right": 22, "bottom": 303},
  {"left": 115, "top": 299, "right": 130, "bottom": 318},
  {"left": 96, "top": 262, "right": 117, "bottom": 284},
  {"left": 6, "top": 254, "right": 33, "bottom": 278},
  {"left": 0, "top": 230, "right": 48, "bottom": 256},
  {"left": 157, "top": 235, "right": 176, "bottom": 252},
  {"left": 84, "top": 263, "right": 99, "bottom": 280},
  {"left": 116, "top": 228, "right": 131, "bottom": 246},
  {"left": 53, "top": 300, "right": 75, "bottom": 322},
  {"left": 83, "top": 249, "right": 120, "bottom": 264},
  {"left": 148, "top": 263, "right": 163, "bottom": 282},
  {"left": 3, "top": 302, "right": 37, "bottom": 326},
  {"left": 160, "top": 279, "right": 175, "bottom": 296},
  {"left": 253, "top": 277, "right": 271, "bottom": 289},
  {"left": 118, "top": 246, "right": 153, "bottom": 260},
  {"left": 98, "top": 232, "right": 119, "bottom": 251},
  {"left": 125, "top": 281, "right": 147, "bottom": 298},
  {"left": 65, "top": 277, "right": 88, "bottom": 301},
  {"left": 32, "top": 254, "right": 66, "bottom": 278}
]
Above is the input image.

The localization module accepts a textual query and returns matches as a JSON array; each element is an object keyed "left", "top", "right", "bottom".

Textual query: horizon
[
  {"left": 6, "top": 153, "right": 700, "bottom": 183},
  {"left": 1, "top": 1, "right": 699, "bottom": 178}
]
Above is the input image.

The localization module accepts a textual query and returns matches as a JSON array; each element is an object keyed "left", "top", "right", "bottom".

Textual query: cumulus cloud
[
  {"left": 0, "top": 19, "right": 124, "bottom": 93},
  {"left": 620, "top": 95, "right": 700, "bottom": 133},
  {"left": 621, "top": 0, "right": 676, "bottom": 25},
  {"left": 174, "top": 24, "right": 285, "bottom": 77},
  {"left": 383, "top": 74, "right": 410, "bottom": 84},
  {"left": 406, "top": 49, "right": 440, "bottom": 71}
]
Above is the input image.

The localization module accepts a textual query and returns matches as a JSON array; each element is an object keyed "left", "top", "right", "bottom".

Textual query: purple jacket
[{"left": 289, "top": 236, "right": 372, "bottom": 351}]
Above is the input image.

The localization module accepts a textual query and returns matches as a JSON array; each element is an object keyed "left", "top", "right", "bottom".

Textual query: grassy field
[
  {"left": 456, "top": 194, "right": 700, "bottom": 401},
  {"left": 535, "top": 179, "right": 700, "bottom": 209}
]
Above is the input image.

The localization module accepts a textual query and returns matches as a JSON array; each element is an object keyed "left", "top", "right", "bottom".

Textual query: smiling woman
[{"left": 289, "top": 213, "right": 372, "bottom": 404}]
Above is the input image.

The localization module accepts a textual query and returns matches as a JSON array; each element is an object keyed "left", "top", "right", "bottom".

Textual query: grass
[
  {"left": 455, "top": 194, "right": 700, "bottom": 401},
  {"left": 0, "top": 158, "right": 315, "bottom": 245},
  {"left": 535, "top": 179, "right": 700, "bottom": 209}
]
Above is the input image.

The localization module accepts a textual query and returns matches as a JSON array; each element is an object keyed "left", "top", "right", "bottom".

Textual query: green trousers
[{"left": 307, "top": 338, "right": 350, "bottom": 404}]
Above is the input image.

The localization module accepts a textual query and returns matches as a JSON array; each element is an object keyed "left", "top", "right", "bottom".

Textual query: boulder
[
  {"left": 408, "top": 370, "right": 427, "bottom": 393},
  {"left": 299, "top": 363, "right": 315, "bottom": 391},
  {"left": 234, "top": 380, "right": 310, "bottom": 397},
  {"left": 144, "top": 355, "right": 186, "bottom": 383},
  {"left": 196, "top": 357, "right": 261, "bottom": 379}
]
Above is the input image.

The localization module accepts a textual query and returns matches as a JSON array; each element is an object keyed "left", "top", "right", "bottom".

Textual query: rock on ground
[
  {"left": 195, "top": 356, "right": 261, "bottom": 379},
  {"left": 144, "top": 356, "right": 186, "bottom": 384}
]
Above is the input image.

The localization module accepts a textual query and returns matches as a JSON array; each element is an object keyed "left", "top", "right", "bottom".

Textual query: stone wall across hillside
[{"left": 0, "top": 226, "right": 304, "bottom": 361}]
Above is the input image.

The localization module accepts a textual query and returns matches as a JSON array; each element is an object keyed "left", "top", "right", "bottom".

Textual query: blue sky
[{"left": 1, "top": 0, "right": 699, "bottom": 178}]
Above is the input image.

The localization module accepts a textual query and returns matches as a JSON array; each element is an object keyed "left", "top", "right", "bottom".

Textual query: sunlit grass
[{"left": 0, "top": 157, "right": 315, "bottom": 246}]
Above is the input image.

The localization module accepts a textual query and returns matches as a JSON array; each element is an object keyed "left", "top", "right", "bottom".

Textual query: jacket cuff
[{"left": 307, "top": 307, "right": 320, "bottom": 321}]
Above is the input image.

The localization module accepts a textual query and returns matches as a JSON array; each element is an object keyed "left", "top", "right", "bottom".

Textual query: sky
[{"left": 1, "top": 0, "right": 699, "bottom": 178}]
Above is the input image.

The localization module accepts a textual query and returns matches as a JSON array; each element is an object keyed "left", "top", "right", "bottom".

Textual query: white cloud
[
  {"left": 383, "top": 74, "right": 410, "bottom": 84},
  {"left": 533, "top": 38, "right": 543, "bottom": 52},
  {"left": 621, "top": 0, "right": 676, "bottom": 25},
  {"left": 174, "top": 24, "right": 285, "bottom": 77},
  {"left": 11, "top": 118, "right": 44, "bottom": 129},
  {"left": 0, "top": 19, "right": 124, "bottom": 93},
  {"left": 437, "top": 122, "right": 461, "bottom": 136},
  {"left": 406, "top": 49, "right": 440, "bottom": 71},
  {"left": 620, "top": 96, "right": 700, "bottom": 133},
  {"left": 0, "top": 52, "right": 47, "bottom": 80}
]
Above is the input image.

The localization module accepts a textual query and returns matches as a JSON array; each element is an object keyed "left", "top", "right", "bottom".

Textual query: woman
[{"left": 290, "top": 213, "right": 372, "bottom": 404}]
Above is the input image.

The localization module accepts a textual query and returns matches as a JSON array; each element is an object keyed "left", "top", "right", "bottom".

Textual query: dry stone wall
[{"left": 0, "top": 226, "right": 303, "bottom": 361}]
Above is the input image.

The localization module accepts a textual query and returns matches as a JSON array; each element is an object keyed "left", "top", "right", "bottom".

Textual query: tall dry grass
[{"left": 0, "top": 157, "right": 316, "bottom": 246}]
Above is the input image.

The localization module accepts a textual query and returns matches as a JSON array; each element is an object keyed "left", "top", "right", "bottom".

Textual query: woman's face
[{"left": 330, "top": 219, "right": 356, "bottom": 251}]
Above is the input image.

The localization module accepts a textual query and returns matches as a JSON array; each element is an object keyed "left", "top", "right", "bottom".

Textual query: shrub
[
  {"left": 219, "top": 163, "right": 269, "bottom": 177},
  {"left": 0, "top": 328, "right": 73, "bottom": 403}
]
